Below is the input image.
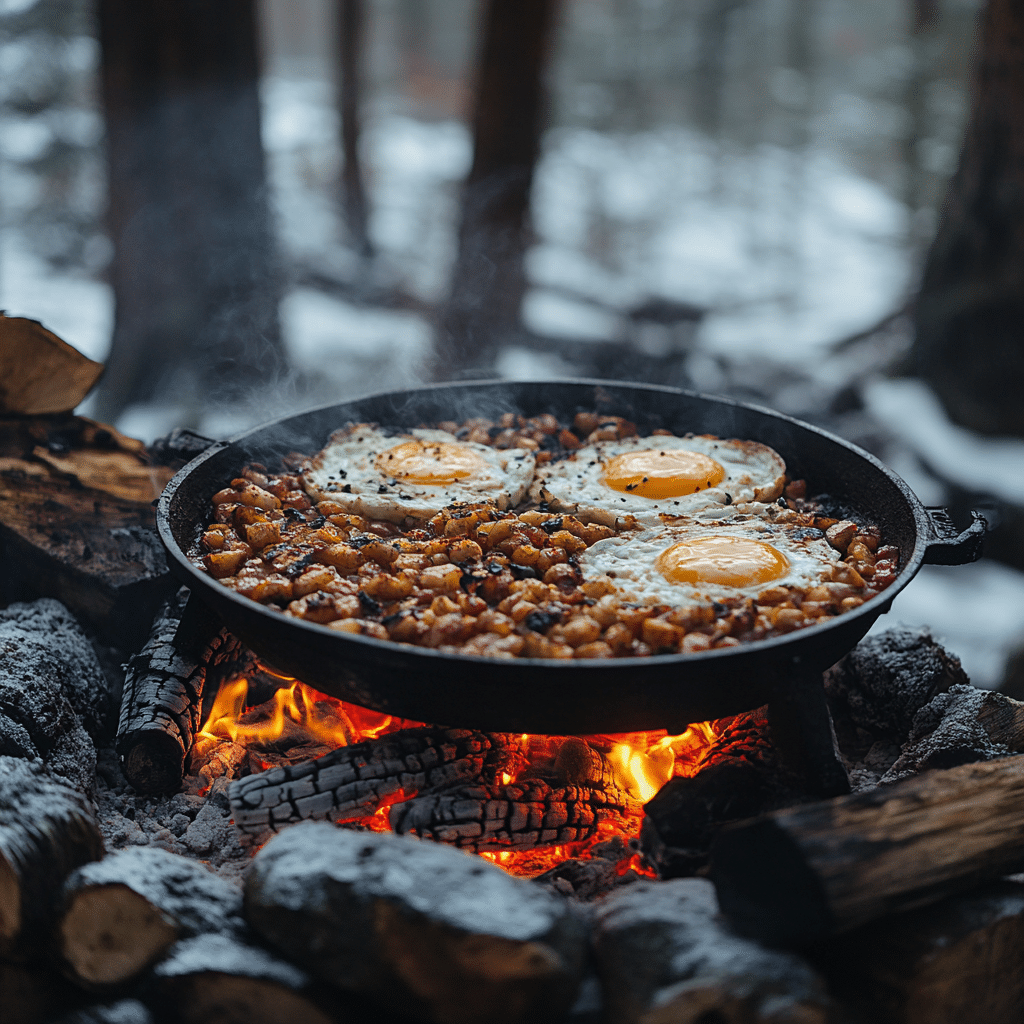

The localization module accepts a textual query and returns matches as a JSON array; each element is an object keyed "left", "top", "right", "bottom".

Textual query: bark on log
[
  {"left": 0, "top": 421, "right": 172, "bottom": 649},
  {"left": 711, "top": 753, "right": 1024, "bottom": 944},
  {"left": 815, "top": 879, "right": 1024, "bottom": 1024},
  {"left": 244, "top": 823, "right": 588, "bottom": 1024},
  {"left": 229, "top": 727, "right": 515, "bottom": 844},
  {"left": 0, "top": 757, "right": 103, "bottom": 958},
  {"left": 390, "top": 777, "right": 638, "bottom": 853},
  {"left": 592, "top": 878, "right": 829, "bottom": 1024},
  {"left": 151, "top": 932, "right": 336, "bottom": 1024},
  {"left": 117, "top": 593, "right": 238, "bottom": 795},
  {"left": 58, "top": 847, "right": 244, "bottom": 990}
]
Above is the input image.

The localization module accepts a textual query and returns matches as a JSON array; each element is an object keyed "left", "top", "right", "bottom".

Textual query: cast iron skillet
[{"left": 157, "top": 380, "right": 984, "bottom": 734}]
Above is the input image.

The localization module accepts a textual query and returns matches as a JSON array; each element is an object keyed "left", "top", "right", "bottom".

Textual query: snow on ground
[{"left": 2, "top": 77, "right": 1021, "bottom": 686}]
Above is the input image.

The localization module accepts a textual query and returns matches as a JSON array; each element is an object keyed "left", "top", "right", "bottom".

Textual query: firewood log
[
  {"left": 228, "top": 727, "right": 514, "bottom": 844},
  {"left": 390, "top": 777, "right": 638, "bottom": 852},
  {"left": 0, "top": 314, "right": 103, "bottom": 416},
  {"left": 815, "top": 879, "right": 1024, "bottom": 1024},
  {"left": 243, "top": 823, "right": 588, "bottom": 1024},
  {"left": 117, "top": 593, "right": 238, "bottom": 795},
  {"left": 58, "top": 847, "right": 244, "bottom": 990},
  {"left": 0, "top": 757, "right": 103, "bottom": 957},
  {"left": 52, "top": 999, "right": 154, "bottom": 1024},
  {"left": 711, "top": 753, "right": 1024, "bottom": 944},
  {"left": 592, "top": 878, "right": 829, "bottom": 1024},
  {"left": 150, "top": 933, "right": 337, "bottom": 1024}
]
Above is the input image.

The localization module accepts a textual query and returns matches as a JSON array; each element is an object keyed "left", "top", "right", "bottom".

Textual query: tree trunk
[
  {"left": 911, "top": 0, "right": 1024, "bottom": 437},
  {"left": 94, "top": 0, "right": 286, "bottom": 422},
  {"left": 335, "top": 0, "right": 372, "bottom": 258},
  {"left": 433, "top": 0, "right": 561, "bottom": 378}
]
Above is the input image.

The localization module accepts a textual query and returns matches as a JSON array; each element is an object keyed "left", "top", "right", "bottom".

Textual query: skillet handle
[{"left": 921, "top": 507, "right": 987, "bottom": 565}]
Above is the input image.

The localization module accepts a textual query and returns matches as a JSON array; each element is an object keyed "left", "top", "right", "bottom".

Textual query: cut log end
[
  {"left": 121, "top": 736, "right": 187, "bottom": 795},
  {"left": 60, "top": 884, "right": 178, "bottom": 988}
]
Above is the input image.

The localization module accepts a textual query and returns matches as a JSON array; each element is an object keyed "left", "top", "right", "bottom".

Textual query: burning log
[
  {"left": 592, "top": 878, "right": 829, "bottom": 1024},
  {"left": 244, "top": 823, "right": 588, "bottom": 1024},
  {"left": 390, "top": 777, "right": 638, "bottom": 853},
  {"left": 711, "top": 753, "right": 1024, "bottom": 945},
  {"left": 117, "top": 592, "right": 241, "bottom": 794},
  {"left": 58, "top": 847, "right": 244, "bottom": 990},
  {"left": 816, "top": 879, "right": 1024, "bottom": 1024},
  {"left": 0, "top": 757, "right": 103, "bottom": 958},
  {"left": 228, "top": 727, "right": 517, "bottom": 844},
  {"left": 150, "top": 933, "right": 335, "bottom": 1024}
]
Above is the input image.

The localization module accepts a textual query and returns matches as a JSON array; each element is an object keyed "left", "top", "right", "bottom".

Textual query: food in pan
[
  {"left": 300, "top": 424, "right": 536, "bottom": 523},
  {"left": 198, "top": 412, "right": 898, "bottom": 659},
  {"left": 530, "top": 434, "right": 786, "bottom": 525},
  {"left": 578, "top": 514, "right": 842, "bottom": 606}
]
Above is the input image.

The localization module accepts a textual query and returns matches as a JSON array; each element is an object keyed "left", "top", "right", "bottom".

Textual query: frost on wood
[
  {"left": 824, "top": 625, "right": 968, "bottom": 737},
  {"left": 229, "top": 727, "right": 513, "bottom": 844},
  {"left": 0, "top": 600, "right": 102, "bottom": 792},
  {"left": 0, "top": 598, "right": 113, "bottom": 740},
  {"left": 592, "top": 877, "right": 829, "bottom": 1024},
  {"left": 0, "top": 756, "right": 103, "bottom": 956},
  {"left": 243, "top": 822, "right": 588, "bottom": 1024},
  {"left": 59, "top": 846, "right": 244, "bottom": 989}
]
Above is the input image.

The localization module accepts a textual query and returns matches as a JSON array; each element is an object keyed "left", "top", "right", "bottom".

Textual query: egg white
[
  {"left": 578, "top": 518, "right": 840, "bottom": 606},
  {"left": 301, "top": 424, "right": 536, "bottom": 523},
  {"left": 530, "top": 434, "right": 786, "bottom": 526}
]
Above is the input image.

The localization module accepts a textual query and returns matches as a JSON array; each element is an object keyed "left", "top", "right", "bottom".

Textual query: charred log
[
  {"left": 390, "top": 777, "right": 638, "bottom": 853},
  {"left": 150, "top": 933, "right": 335, "bottom": 1024},
  {"left": 711, "top": 753, "right": 1024, "bottom": 945},
  {"left": 592, "top": 878, "right": 829, "bottom": 1024},
  {"left": 58, "top": 847, "right": 244, "bottom": 990},
  {"left": 229, "top": 727, "right": 517, "bottom": 844},
  {"left": 0, "top": 757, "right": 103, "bottom": 958},
  {"left": 117, "top": 593, "right": 239, "bottom": 795},
  {"left": 244, "top": 823, "right": 588, "bottom": 1024}
]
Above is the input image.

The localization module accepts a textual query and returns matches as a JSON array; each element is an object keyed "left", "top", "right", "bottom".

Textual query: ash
[{"left": 93, "top": 747, "right": 251, "bottom": 886}]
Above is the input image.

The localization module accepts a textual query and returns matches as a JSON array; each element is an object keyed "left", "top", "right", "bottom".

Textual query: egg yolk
[
  {"left": 656, "top": 535, "right": 789, "bottom": 588},
  {"left": 376, "top": 440, "right": 487, "bottom": 485},
  {"left": 603, "top": 449, "right": 725, "bottom": 499}
]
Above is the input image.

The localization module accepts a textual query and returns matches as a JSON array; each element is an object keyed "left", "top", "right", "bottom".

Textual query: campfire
[
  {"left": 2, "top": 345, "right": 1023, "bottom": 1024},
  {"left": 188, "top": 653, "right": 724, "bottom": 877}
]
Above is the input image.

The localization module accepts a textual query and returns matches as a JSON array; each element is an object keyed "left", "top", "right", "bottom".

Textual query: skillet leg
[{"left": 768, "top": 670, "right": 850, "bottom": 798}]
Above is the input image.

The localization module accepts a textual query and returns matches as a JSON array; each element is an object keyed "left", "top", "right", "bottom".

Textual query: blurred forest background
[{"left": 0, "top": 0, "right": 1023, "bottom": 688}]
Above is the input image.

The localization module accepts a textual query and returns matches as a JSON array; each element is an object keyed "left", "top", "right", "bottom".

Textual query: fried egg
[
  {"left": 579, "top": 518, "right": 839, "bottom": 605},
  {"left": 301, "top": 424, "right": 536, "bottom": 523},
  {"left": 530, "top": 434, "right": 786, "bottom": 526}
]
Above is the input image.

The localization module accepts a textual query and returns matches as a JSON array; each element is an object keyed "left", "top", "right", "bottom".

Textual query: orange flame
[{"left": 195, "top": 665, "right": 726, "bottom": 876}]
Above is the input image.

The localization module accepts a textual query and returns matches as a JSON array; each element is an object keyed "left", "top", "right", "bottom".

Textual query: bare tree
[
  {"left": 334, "top": 0, "right": 372, "bottom": 258},
  {"left": 93, "top": 0, "right": 286, "bottom": 423},
  {"left": 912, "top": 0, "right": 1024, "bottom": 437},
  {"left": 432, "top": 0, "right": 562, "bottom": 379}
]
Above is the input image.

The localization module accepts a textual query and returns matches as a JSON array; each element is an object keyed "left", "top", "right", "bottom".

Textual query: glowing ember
[{"left": 195, "top": 664, "right": 725, "bottom": 877}]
